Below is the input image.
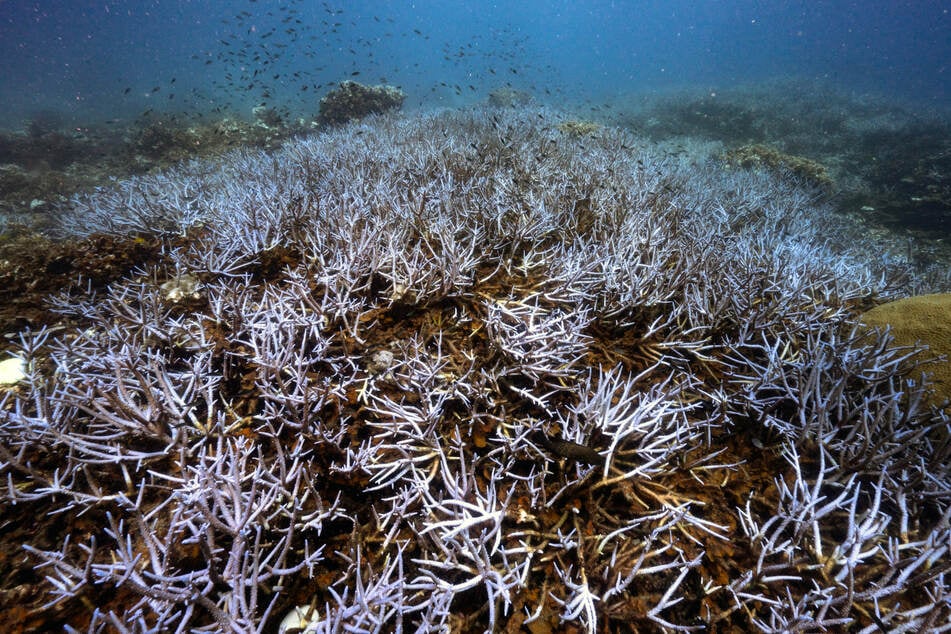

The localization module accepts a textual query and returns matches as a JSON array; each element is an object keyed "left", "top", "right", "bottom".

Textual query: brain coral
[{"left": 860, "top": 292, "right": 951, "bottom": 408}]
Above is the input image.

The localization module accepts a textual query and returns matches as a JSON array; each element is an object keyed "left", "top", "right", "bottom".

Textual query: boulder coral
[
  {"left": 317, "top": 80, "right": 405, "bottom": 126},
  {"left": 860, "top": 292, "right": 951, "bottom": 409}
]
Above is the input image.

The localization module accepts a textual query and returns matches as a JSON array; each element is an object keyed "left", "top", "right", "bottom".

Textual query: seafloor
[{"left": 0, "top": 93, "right": 950, "bottom": 632}]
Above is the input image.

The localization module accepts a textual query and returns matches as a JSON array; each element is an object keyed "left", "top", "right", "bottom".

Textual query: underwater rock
[
  {"left": 365, "top": 348, "right": 395, "bottom": 375},
  {"left": 317, "top": 80, "right": 405, "bottom": 125},
  {"left": 0, "top": 356, "right": 25, "bottom": 385},
  {"left": 160, "top": 273, "right": 201, "bottom": 303}
]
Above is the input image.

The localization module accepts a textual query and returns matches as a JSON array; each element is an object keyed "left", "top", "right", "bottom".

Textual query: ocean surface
[{"left": 1, "top": 0, "right": 949, "bottom": 125}]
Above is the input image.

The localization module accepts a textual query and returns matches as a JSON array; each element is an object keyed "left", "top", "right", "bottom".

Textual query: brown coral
[{"left": 859, "top": 292, "right": 951, "bottom": 409}]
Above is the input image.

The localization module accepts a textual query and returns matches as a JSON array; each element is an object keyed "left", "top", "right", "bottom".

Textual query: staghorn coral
[{"left": 0, "top": 106, "right": 949, "bottom": 632}]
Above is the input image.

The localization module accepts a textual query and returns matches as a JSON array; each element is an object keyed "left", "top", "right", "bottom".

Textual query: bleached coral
[{"left": 2, "top": 106, "right": 949, "bottom": 632}]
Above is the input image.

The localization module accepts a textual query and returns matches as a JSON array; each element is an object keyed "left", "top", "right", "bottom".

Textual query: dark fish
[{"left": 532, "top": 432, "right": 601, "bottom": 464}]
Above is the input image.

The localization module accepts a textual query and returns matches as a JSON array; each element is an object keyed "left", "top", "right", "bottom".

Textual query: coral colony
[{"left": 1, "top": 105, "right": 950, "bottom": 633}]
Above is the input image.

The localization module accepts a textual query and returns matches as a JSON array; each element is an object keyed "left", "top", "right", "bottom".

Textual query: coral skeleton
[{"left": 1, "top": 106, "right": 949, "bottom": 632}]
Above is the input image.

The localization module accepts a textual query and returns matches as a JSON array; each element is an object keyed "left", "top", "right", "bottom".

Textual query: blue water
[{"left": 0, "top": 0, "right": 949, "bottom": 127}]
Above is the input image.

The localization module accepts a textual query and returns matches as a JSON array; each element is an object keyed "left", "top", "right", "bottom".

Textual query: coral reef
[
  {"left": 487, "top": 87, "right": 533, "bottom": 108},
  {"left": 317, "top": 81, "right": 405, "bottom": 126},
  {"left": 252, "top": 105, "right": 286, "bottom": 130},
  {"left": 25, "top": 110, "right": 66, "bottom": 140},
  {"left": 1, "top": 106, "right": 949, "bottom": 632},
  {"left": 0, "top": 111, "right": 311, "bottom": 228},
  {"left": 130, "top": 115, "right": 294, "bottom": 165},
  {"left": 0, "top": 228, "right": 164, "bottom": 332},
  {"left": 556, "top": 120, "right": 601, "bottom": 137},
  {"left": 724, "top": 143, "right": 833, "bottom": 190},
  {"left": 619, "top": 81, "right": 951, "bottom": 244}
]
